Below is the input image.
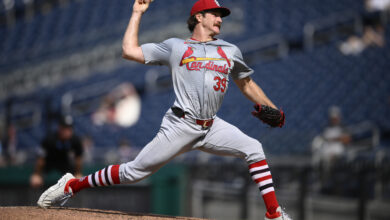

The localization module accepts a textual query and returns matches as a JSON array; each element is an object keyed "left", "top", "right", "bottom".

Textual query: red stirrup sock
[
  {"left": 68, "top": 165, "right": 120, "bottom": 194},
  {"left": 249, "top": 160, "right": 279, "bottom": 215}
]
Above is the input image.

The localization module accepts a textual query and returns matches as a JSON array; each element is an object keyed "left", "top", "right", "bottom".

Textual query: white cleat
[
  {"left": 37, "top": 173, "right": 75, "bottom": 208},
  {"left": 265, "top": 206, "right": 292, "bottom": 220}
]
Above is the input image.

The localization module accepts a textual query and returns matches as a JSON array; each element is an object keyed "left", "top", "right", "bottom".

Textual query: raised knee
[{"left": 245, "top": 139, "right": 265, "bottom": 164}]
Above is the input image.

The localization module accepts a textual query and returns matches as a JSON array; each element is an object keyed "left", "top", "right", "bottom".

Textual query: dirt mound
[{"left": 0, "top": 206, "right": 207, "bottom": 220}]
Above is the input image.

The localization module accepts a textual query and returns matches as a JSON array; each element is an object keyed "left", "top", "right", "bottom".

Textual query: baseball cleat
[
  {"left": 265, "top": 206, "right": 292, "bottom": 220},
  {"left": 37, "top": 173, "right": 75, "bottom": 208}
]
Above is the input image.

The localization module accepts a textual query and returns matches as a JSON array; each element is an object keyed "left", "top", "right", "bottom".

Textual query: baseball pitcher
[{"left": 37, "top": 0, "right": 289, "bottom": 219}]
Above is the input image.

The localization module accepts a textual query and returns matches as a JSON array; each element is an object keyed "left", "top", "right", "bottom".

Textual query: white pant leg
[
  {"left": 119, "top": 110, "right": 202, "bottom": 184},
  {"left": 195, "top": 116, "right": 265, "bottom": 164}
]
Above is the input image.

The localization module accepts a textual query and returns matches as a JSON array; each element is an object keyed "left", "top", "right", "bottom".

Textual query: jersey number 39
[{"left": 213, "top": 76, "right": 227, "bottom": 93}]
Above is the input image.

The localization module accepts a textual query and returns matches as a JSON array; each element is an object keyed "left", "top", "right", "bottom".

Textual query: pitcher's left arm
[
  {"left": 234, "top": 76, "right": 285, "bottom": 128},
  {"left": 234, "top": 76, "right": 277, "bottom": 109}
]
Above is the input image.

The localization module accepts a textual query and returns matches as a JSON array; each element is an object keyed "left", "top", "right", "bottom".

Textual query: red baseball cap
[{"left": 190, "top": 0, "right": 231, "bottom": 17}]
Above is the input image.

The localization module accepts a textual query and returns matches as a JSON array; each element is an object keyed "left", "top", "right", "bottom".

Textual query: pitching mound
[{"left": 0, "top": 206, "right": 207, "bottom": 220}]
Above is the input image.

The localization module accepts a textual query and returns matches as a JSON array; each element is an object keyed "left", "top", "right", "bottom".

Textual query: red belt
[
  {"left": 171, "top": 107, "right": 214, "bottom": 129},
  {"left": 196, "top": 119, "right": 214, "bottom": 129}
]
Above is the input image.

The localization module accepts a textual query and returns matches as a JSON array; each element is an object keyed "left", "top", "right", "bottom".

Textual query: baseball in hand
[{"left": 134, "top": 0, "right": 153, "bottom": 13}]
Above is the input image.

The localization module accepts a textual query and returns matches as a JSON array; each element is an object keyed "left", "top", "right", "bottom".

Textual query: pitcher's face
[{"left": 200, "top": 10, "right": 223, "bottom": 36}]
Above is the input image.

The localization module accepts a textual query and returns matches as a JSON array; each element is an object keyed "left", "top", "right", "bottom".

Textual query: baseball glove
[{"left": 251, "top": 104, "right": 285, "bottom": 128}]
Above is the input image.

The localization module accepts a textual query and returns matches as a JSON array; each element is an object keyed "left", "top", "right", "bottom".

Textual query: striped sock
[
  {"left": 69, "top": 165, "right": 120, "bottom": 194},
  {"left": 249, "top": 160, "right": 279, "bottom": 215}
]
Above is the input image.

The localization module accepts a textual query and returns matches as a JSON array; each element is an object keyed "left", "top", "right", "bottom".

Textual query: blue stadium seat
[{"left": 1, "top": 0, "right": 389, "bottom": 156}]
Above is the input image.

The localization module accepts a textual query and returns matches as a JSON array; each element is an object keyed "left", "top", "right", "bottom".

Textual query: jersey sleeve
[
  {"left": 141, "top": 38, "right": 174, "bottom": 66},
  {"left": 230, "top": 46, "right": 254, "bottom": 80}
]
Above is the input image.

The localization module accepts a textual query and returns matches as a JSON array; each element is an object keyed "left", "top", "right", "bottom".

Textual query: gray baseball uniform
[{"left": 119, "top": 38, "right": 265, "bottom": 184}]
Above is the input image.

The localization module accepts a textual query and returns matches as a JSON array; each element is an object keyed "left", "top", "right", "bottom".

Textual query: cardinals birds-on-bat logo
[{"left": 179, "top": 46, "right": 231, "bottom": 74}]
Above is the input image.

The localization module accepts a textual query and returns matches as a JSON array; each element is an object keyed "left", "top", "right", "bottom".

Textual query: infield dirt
[{"left": 0, "top": 206, "right": 208, "bottom": 220}]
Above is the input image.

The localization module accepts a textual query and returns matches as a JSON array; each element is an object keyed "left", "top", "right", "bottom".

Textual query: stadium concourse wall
[
  {"left": 0, "top": 163, "right": 188, "bottom": 216},
  {"left": 1, "top": 157, "right": 390, "bottom": 220}
]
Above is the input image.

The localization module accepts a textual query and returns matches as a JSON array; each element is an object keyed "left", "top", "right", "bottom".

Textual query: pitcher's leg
[
  {"left": 119, "top": 126, "right": 196, "bottom": 184},
  {"left": 196, "top": 117, "right": 265, "bottom": 163},
  {"left": 70, "top": 110, "right": 201, "bottom": 193},
  {"left": 198, "top": 117, "right": 282, "bottom": 218}
]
